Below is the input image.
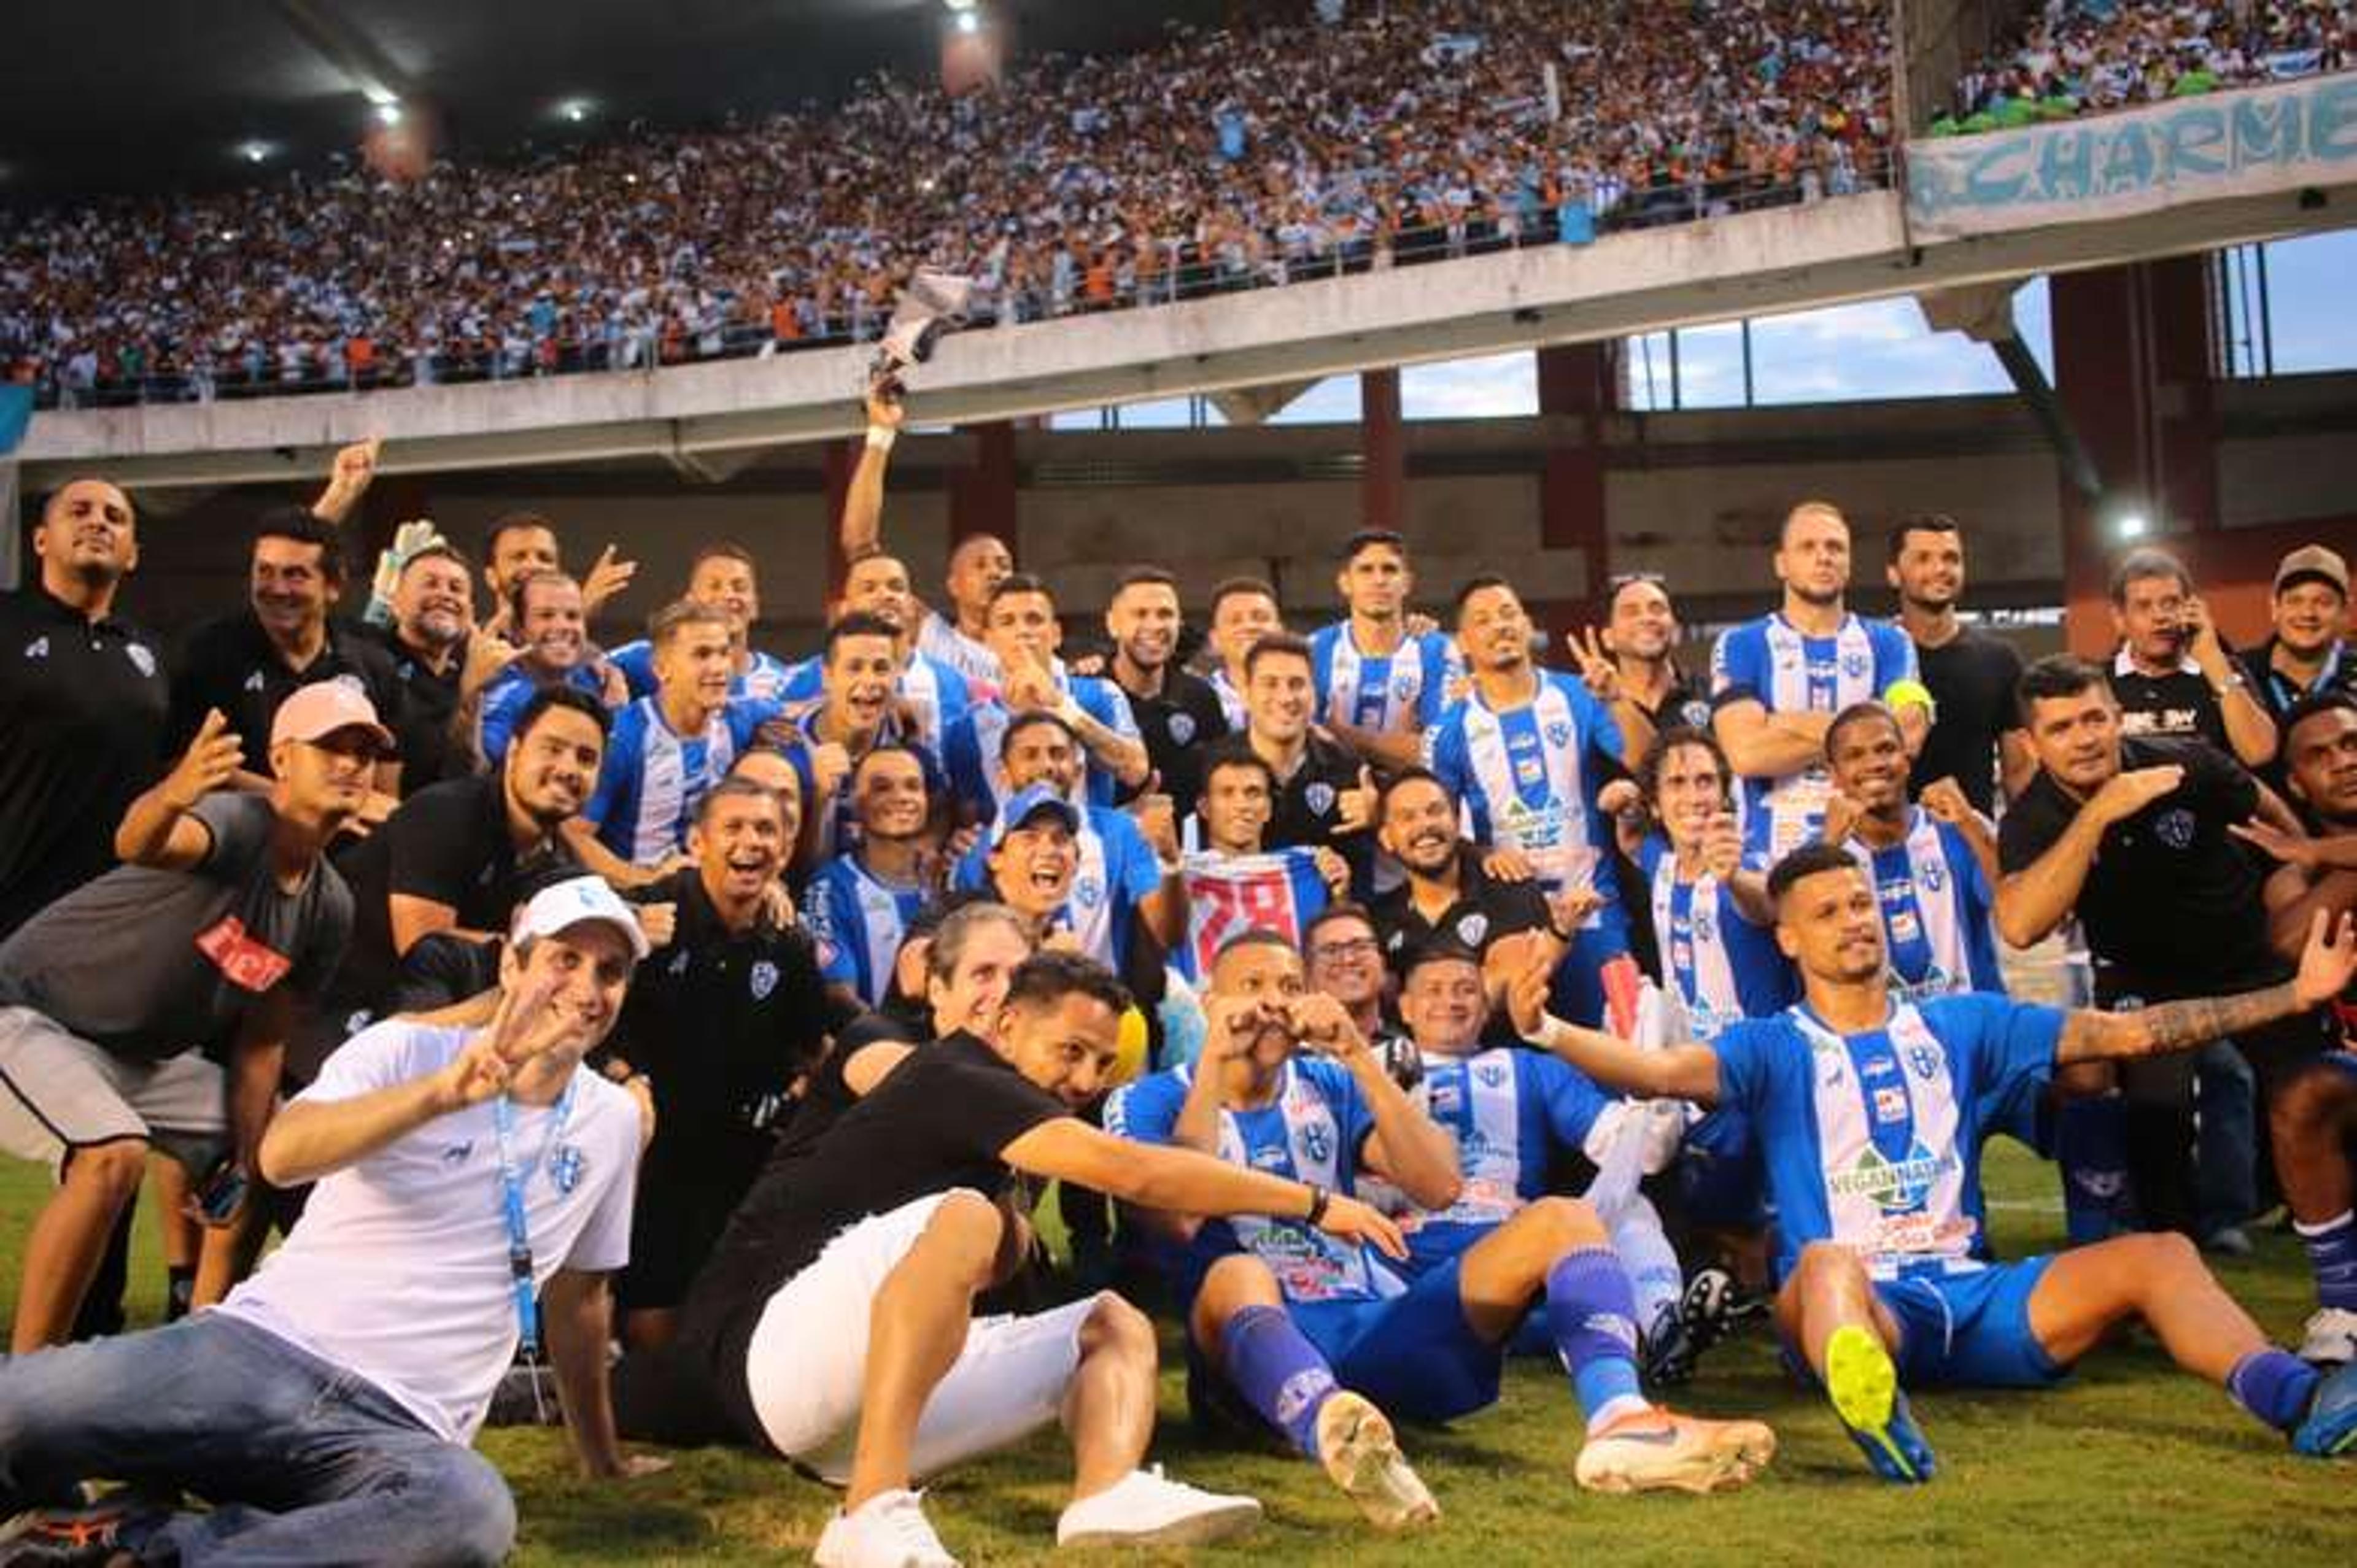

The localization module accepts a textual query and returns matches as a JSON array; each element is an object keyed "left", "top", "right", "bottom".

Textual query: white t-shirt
[{"left": 219, "top": 1021, "right": 640, "bottom": 1442}]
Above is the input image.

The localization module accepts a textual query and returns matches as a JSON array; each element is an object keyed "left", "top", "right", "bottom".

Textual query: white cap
[{"left": 509, "top": 876, "right": 651, "bottom": 961}]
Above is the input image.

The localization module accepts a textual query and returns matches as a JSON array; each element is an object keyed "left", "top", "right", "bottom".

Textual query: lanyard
[{"left": 491, "top": 1078, "right": 579, "bottom": 1361}]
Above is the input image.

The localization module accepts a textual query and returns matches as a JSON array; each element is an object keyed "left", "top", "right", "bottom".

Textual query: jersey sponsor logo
[
  {"left": 21, "top": 636, "right": 47, "bottom": 660},
  {"left": 1274, "top": 1368, "right": 1336, "bottom": 1427},
  {"left": 750, "top": 960, "right": 780, "bottom": 1000},
  {"left": 193, "top": 915, "right": 293, "bottom": 994},
  {"left": 2154, "top": 807, "right": 2197, "bottom": 850},
  {"left": 1305, "top": 781, "right": 1336, "bottom": 817},
  {"left": 1871, "top": 1085, "right": 1910, "bottom": 1124},
  {"left": 1828, "top": 1138, "right": 1953, "bottom": 1213},
  {"left": 1168, "top": 712, "right": 1197, "bottom": 746},
  {"left": 441, "top": 1140, "right": 475, "bottom": 1164}
]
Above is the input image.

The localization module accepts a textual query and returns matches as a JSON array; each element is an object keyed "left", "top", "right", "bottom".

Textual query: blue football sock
[
  {"left": 2226, "top": 1348, "right": 2321, "bottom": 1433},
  {"left": 1221, "top": 1304, "right": 1338, "bottom": 1459},
  {"left": 2294, "top": 1211, "right": 2357, "bottom": 1311},
  {"left": 2056, "top": 1095, "right": 2129, "bottom": 1246},
  {"left": 1545, "top": 1247, "right": 1647, "bottom": 1429}
]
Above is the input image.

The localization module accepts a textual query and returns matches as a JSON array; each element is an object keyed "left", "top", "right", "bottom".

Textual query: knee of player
[
  {"left": 430, "top": 1448, "right": 519, "bottom": 1565},
  {"left": 1520, "top": 1195, "right": 1608, "bottom": 1256},
  {"left": 926, "top": 1189, "right": 1007, "bottom": 1267},
  {"left": 64, "top": 1140, "right": 150, "bottom": 1205},
  {"left": 1792, "top": 1240, "right": 1862, "bottom": 1287},
  {"left": 1079, "top": 1291, "right": 1157, "bottom": 1367},
  {"left": 2269, "top": 1061, "right": 2357, "bottom": 1139}
]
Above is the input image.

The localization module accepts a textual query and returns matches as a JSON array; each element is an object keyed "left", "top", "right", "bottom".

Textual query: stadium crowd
[
  {"left": 0, "top": 0, "right": 1902, "bottom": 408},
  {"left": 1939, "top": 0, "right": 2356, "bottom": 130},
  {"left": 0, "top": 382, "right": 2354, "bottom": 1564}
]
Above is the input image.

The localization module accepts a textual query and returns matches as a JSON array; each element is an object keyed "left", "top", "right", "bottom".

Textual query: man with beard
[
  {"left": 1310, "top": 530, "right": 1462, "bottom": 772},
  {"left": 168, "top": 508, "right": 405, "bottom": 806},
  {"left": 1206, "top": 578, "right": 1284, "bottom": 732},
  {"left": 477, "top": 512, "right": 636, "bottom": 643},
  {"left": 1104, "top": 568, "right": 1228, "bottom": 822},
  {"left": 1513, "top": 843, "right": 2357, "bottom": 1476},
  {"left": 2229, "top": 691, "right": 2357, "bottom": 1364},
  {"left": 578, "top": 603, "right": 788, "bottom": 871},
  {"left": 1818, "top": 704, "right": 2003, "bottom": 1002},
  {"left": 1710, "top": 502, "right": 1922, "bottom": 868},
  {"left": 1560, "top": 573, "right": 1713, "bottom": 773},
  {"left": 1240, "top": 633, "right": 1380, "bottom": 897},
  {"left": 1426, "top": 578, "right": 1627, "bottom": 1025},
  {"left": 476, "top": 571, "right": 620, "bottom": 768},
  {"left": 610, "top": 543, "right": 794, "bottom": 705},
  {"left": 298, "top": 687, "right": 610, "bottom": 1075},
  {"left": 0, "top": 684, "right": 384, "bottom": 1348},
  {"left": 1886, "top": 516, "right": 2032, "bottom": 815},
  {"left": 602, "top": 779, "right": 848, "bottom": 1351},
  {"left": 2105, "top": 547, "right": 2277, "bottom": 770},
  {"left": 1371, "top": 767, "right": 1557, "bottom": 978},
  {"left": 943, "top": 576, "right": 1148, "bottom": 819},
  {"left": 805, "top": 746, "right": 939, "bottom": 1009},
  {"left": 1171, "top": 746, "right": 1347, "bottom": 983},
  {"left": 364, "top": 542, "right": 486, "bottom": 797},
  {"left": 0, "top": 480, "right": 168, "bottom": 940},
  {"left": 2239, "top": 546, "right": 2355, "bottom": 753}
]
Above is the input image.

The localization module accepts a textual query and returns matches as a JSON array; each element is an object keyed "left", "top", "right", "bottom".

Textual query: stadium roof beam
[{"left": 269, "top": 0, "right": 414, "bottom": 110}]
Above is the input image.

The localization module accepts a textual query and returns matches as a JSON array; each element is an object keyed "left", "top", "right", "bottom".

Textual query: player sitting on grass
[
  {"left": 1508, "top": 840, "right": 2357, "bottom": 1479},
  {"left": 1107, "top": 930, "right": 1776, "bottom": 1523}
]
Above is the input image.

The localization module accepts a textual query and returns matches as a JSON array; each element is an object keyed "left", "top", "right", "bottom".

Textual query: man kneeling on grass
[
  {"left": 1509, "top": 841, "right": 2357, "bottom": 1480},
  {"left": 0, "top": 876, "right": 659, "bottom": 1566},
  {"left": 668, "top": 949, "right": 1407, "bottom": 1568}
]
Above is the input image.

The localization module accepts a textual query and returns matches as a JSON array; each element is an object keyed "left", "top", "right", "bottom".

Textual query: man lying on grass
[{"left": 1507, "top": 840, "right": 2357, "bottom": 1480}]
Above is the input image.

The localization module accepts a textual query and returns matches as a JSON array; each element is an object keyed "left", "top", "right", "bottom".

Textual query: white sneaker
[
  {"left": 813, "top": 1489, "right": 959, "bottom": 1568},
  {"left": 1315, "top": 1390, "right": 1439, "bottom": 1530},
  {"left": 1055, "top": 1464, "right": 1263, "bottom": 1548},
  {"left": 2299, "top": 1307, "right": 2357, "bottom": 1366},
  {"left": 1574, "top": 1405, "right": 1777, "bottom": 1494}
]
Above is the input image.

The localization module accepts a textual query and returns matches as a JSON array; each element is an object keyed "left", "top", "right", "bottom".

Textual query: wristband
[
  {"left": 864, "top": 426, "right": 897, "bottom": 452},
  {"left": 1303, "top": 1184, "right": 1331, "bottom": 1226}
]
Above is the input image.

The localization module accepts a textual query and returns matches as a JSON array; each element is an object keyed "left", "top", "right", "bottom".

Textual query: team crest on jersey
[
  {"left": 2154, "top": 808, "right": 2196, "bottom": 850},
  {"left": 549, "top": 1143, "right": 585, "bottom": 1195},
  {"left": 1545, "top": 720, "right": 1573, "bottom": 749},
  {"left": 1692, "top": 909, "right": 1716, "bottom": 944},
  {"left": 1921, "top": 859, "right": 1946, "bottom": 894},
  {"left": 750, "top": 960, "right": 779, "bottom": 1001},
  {"left": 126, "top": 643, "right": 155, "bottom": 678},
  {"left": 1456, "top": 913, "right": 1489, "bottom": 946},
  {"left": 1475, "top": 1058, "right": 1508, "bottom": 1089},
  {"left": 1841, "top": 651, "right": 1870, "bottom": 679},
  {"left": 1391, "top": 673, "right": 1417, "bottom": 701},
  {"left": 1299, "top": 1121, "right": 1334, "bottom": 1164},
  {"left": 1305, "top": 782, "right": 1336, "bottom": 817},
  {"left": 1074, "top": 876, "right": 1104, "bottom": 910},
  {"left": 1906, "top": 1040, "right": 1943, "bottom": 1080},
  {"left": 1168, "top": 713, "right": 1196, "bottom": 746}
]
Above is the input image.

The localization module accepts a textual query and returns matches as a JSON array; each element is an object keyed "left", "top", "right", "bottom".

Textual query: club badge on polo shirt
[
  {"left": 549, "top": 1143, "right": 585, "bottom": 1195},
  {"left": 750, "top": 960, "right": 779, "bottom": 1001},
  {"left": 1455, "top": 912, "right": 1488, "bottom": 946},
  {"left": 127, "top": 643, "right": 156, "bottom": 678},
  {"left": 1306, "top": 781, "right": 1336, "bottom": 817},
  {"left": 1168, "top": 713, "right": 1196, "bottom": 746}
]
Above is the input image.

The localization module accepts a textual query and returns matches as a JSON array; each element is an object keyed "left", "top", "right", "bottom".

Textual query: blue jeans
[{"left": 0, "top": 1312, "right": 516, "bottom": 1566}]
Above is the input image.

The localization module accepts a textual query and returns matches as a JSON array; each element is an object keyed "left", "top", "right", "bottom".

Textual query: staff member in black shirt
[
  {"left": 2238, "top": 546, "right": 2355, "bottom": 737},
  {"left": 0, "top": 480, "right": 168, "bottom": 939},
  {"left": 1104, "top": 568, "right": 1229, "bottom": 822},
  {"left": 363, "top": 541, "right": 486, "bottom": 796},
  {"left": 296, "top": 686, "right": 608, "bottom": 1075},
  {"left": 674, "top": 952, "right": 1399, "bottom": 1564},
  {"left": 2104, "top": 546, "right": 2277, "bottom": 770},
  {"left": 1241, "top": 633, "right": 1379, "bottom": 893},
  {"left": 1887, "top": 514, "right": 2032, "bottom": 814},
  {"left": 603, "top": 778, "right": 853, "bottom": 1350},
  {"left": 1370, "top": 768, "right": 1555, "bottom": 975},
  {"left": 1995, "top": 655, "right": 2327, "bottom": 1237},
  {"left": 168, "top": 508, "right": 407, "bottom": 806}
]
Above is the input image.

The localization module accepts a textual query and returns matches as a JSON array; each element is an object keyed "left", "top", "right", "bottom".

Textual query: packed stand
[
  {"left": 0, "top": 0, "right": 1898, "bottom": 411},
  {"left": 1937, "top": 0, "right": 2356, "bottom": 132},
  {"left": 1, "top": 383, "right": 2355, "bottom": 1563}
]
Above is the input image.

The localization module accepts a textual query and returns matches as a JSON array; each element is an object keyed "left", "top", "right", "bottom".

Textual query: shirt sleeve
[
  {"left": 1309, "top": 625, "right": 1339, "bottom": 713},
  {"left": 608, "top": 641, "right": 658, "bottom": 701},
  {"left": 2190, "top": 741, "right": 2259, "bottom": 821},
  {"left": 1995, "top": 787, "right": 2061, "bottom": 876},
  {"left": 1414, "top": 634, "right": 1460, "bottom": 730},
  {"left": 477, "top": 673, "right": 530, "bottom": 767},
  {"left": 1706, "top": 1019, "right": 1775, "bottom": 1118},
  {"left": 1710, "top": 624, "right": 1762, "bottom": 705},
  {"left": 1871, "top": 621, "right": 1921, "bottom": 689},
  {"left": 581, "top": 710, "right": 635, "bottom": 830},
  {"left": 1104, "top": 813, "right": 1163, "bottom": 904},
  {"left": 1104, "top": 1069, "right": 1185, "bottom": 1144},
  {"left": 967, "top": 1061, "right": 1070, "bottom": 1159},
  {"left": 1947, "top": 994, "right": 2062, "bottom": 1134},
  {"left": 1307, "top": 1058, "right": 1379, "bottom": 1177},
  {"left": 1528, "top": 1053, "right": 1611, "bottom": 1150},
  {"left": 1570, "top": 675, "right": 1626, "bottom": 770},
  {"left": 1423, "top": 702, "right": 1467, "bottom": 790},
  {"left": 190, "top": 792, "right": 269, "bottom": 879}
]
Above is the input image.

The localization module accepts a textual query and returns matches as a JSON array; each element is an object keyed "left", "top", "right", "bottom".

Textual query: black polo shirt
[
  {"left": 359, "top": 622, "right": 465, "bottom": 795},
  {"left": 1370, "top": 843, "right": 1555, "bottom": 971},
  {"left": 1631, "top": 667, "right": 1714, "bottom": 736},
  {"left": 2106, "top": 649, "right": 2229, "bottom": 755},
  {"left": 1997, "top": 736, "right": 2281, "bottom": 997},
  {"left": 167, "top": 611, "right": 407, "bottom": 776},
  {"left": 0, "top": 586, "right": 169, "bottom": 938},
  {"left": 1910, "top": 625, "right": 2025, "bottom": 816},
  {"left": 1115, "top": 665, "right": 1229, "bottom": 821},
  {"left": 611, "top": 869, "right": 849, "bottom": 1150},
  {"left": 2237, "top": 637, "right": 2355, "bottom": 728},
  {"left": 1264, "top": 731, "right": 1376, "bottom": 893}
]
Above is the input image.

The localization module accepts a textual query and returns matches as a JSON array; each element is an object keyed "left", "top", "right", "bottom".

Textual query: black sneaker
[{"left": 1678, "top": 1266, "right": 1767, "bottom": 1360}]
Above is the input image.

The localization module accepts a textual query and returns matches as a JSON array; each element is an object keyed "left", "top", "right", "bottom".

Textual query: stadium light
[
  {"left": 2116, "top": 511, "right": 2150, "bottom": 541},
  {"left": 558, "top": 98, "right": 592, "bottom": 124},
  {"left": 238, "top": 141, "right": 275, "bottom": 165},
  {"left": 957, "top": 10, "right": 980, "bottom": 34},
  {"left": 374, "top": 101, "right": 404, "bottom": 128}
]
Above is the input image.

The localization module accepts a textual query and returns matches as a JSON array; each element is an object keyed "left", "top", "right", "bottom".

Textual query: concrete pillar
[
  {"left": 1535, "top": 343, "right": 1614, "bottom": 644},
  {"left": 949, "top": 422, "right": 1018, "bottom": 555},
  {"left": 2049, "top": 256, "right": 2220, "bottom": 653},
  {"left": 1360, "top": 368, "right": 1405, "bottom": 535}
]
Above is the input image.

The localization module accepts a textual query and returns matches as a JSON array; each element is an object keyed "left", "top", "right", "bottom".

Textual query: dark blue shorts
[
  {"left": 1873, "top": 1258, "right": 2067, "bottom": 1389},
  {"left": 1293, "top": 1257, "right": 1501, "bottom": 1423}
]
